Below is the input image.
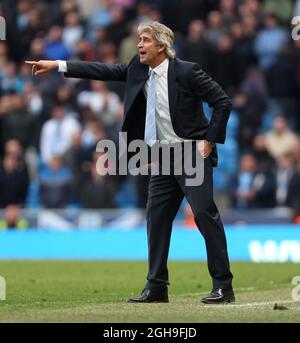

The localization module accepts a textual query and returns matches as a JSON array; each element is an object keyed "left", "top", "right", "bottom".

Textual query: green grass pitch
[{"left": 0, "top": 261, "right": 299, "bottom": 323}]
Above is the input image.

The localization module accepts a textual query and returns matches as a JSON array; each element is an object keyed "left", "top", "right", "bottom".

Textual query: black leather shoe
[
  {"left": 201, "top": 288, "right": 235, "bottom": 304},
  {"left": 128, "top": 289, "right": 169, "bottom": 303}
]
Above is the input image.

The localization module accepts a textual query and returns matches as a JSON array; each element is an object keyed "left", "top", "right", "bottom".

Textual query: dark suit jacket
[{"left": 65, "top": 55, "right": 232, "bottom": 166}]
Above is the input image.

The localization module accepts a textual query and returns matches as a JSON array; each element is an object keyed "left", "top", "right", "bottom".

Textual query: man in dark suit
[{"left": 26, "top": 21, "right": 234, "bottom": 304}]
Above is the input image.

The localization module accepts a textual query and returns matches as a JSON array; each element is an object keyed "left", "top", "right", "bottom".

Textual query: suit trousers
[{"left": 145, "top": 143, "right": 233, "bottom": 291}]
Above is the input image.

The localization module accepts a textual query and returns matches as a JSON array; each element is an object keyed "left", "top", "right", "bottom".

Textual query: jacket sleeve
[
  {"left": 64, "top": 61, "right": 128, "bottom": 82},
  {"left": 189, "top": 63, "right": 232, "bottom": 144}
]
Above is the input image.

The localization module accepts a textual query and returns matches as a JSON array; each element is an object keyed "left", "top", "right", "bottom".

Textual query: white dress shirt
[
  {"left": 57, "top": 60, "right": 68, "bottom": 73},
  {"left": 145, "top": 58, "right": 188, "bottom": 144}
]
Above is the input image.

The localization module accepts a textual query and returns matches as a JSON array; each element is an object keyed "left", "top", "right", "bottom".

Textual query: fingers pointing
[{"left": 25, "top": 61, "right": 40, "bottom": 65}]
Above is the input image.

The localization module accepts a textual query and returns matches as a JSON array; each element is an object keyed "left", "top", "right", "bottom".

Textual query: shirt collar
[{"left": 149, "top": 58, "right": 169, "bottom": 77}]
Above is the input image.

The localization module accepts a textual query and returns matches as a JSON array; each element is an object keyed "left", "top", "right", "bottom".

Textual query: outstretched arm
[
  {"left": 25, "top": 60, "right": 128, "bottom": 82},
  {"left": 64, "top": 61, "right": 127, "bottom": 81}
]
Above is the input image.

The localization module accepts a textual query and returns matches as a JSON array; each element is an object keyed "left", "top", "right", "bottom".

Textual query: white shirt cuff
[{"left": 57, "top": 60, "right": 68, "bottom": 73}]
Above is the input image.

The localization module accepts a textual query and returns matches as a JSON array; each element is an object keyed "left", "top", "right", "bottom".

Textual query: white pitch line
[
  {"left": 175, "top": 287, "right": 257, "bottom": 297},
  {"left": 202, "top": 300, "right": 299, "bottom": 309}
]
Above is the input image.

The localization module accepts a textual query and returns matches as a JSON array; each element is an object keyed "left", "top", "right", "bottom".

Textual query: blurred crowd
[{"left": 0, "top": 0, "right": 300, "bottom": 223}]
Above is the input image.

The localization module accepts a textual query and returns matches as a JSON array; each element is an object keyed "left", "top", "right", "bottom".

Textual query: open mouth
[{"left": 140, "top": 51, "right": 146, "bottom": 57}]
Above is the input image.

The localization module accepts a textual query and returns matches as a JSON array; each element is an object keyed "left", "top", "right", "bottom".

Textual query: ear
[{"left": 158, "top": 45, "right": 165, "bottom": 54}]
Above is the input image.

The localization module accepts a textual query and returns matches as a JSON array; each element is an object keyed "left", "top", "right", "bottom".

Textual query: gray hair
[{"left": 138, "top": 21, "right": 176, "bottom": 59}]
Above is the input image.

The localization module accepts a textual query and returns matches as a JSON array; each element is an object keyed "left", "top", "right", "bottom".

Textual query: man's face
[{"left": 137, "top": 31, "right": 164, "bottom": 67}]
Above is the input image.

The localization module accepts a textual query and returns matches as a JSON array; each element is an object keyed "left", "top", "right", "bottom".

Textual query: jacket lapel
[{"left": 167, "top": 58, "right": 178, "bottom": 121}]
